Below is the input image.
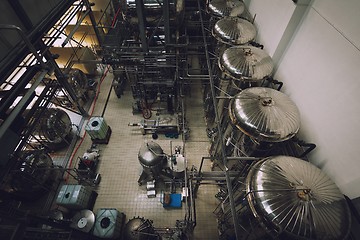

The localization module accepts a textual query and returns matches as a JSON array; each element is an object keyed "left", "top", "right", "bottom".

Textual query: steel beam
[
  {"left": 0, "top": 66, "right": 38, "bottom": 118},
  {"left": 0, "top": 69, "right": 48, "bottom": 141},
  {"left": 62, "top": 8, "right": 91, "bottom": 47},
  {"left": 83, "top": 0, "right": 104, "bottom": 46},
  {"left": 43, "top": 47, "right": 87, "bottom": 116},
  {"left": 0, "top": 0, "right": 77, "bottom": 82},
  {"left": 0, "top": 25, "right": 47, "bottom": 70}
]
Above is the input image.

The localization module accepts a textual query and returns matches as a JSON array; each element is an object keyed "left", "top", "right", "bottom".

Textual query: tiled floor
[{"left": 69, "top": 70, "right": 219, "bottom": 239}]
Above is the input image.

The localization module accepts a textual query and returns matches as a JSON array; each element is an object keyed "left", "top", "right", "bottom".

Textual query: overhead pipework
[
  {"left": 0, "top": 0, "right": 352, "bottom": 239},
  {"left": 101, "top": 0, "right": 186, "bottom": 117}
]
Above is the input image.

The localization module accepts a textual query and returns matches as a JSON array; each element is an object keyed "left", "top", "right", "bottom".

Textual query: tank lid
[
  {"left": 246, "top": 156, "right": 351, "bottom": 239},
  {"left": 213, "top": 17, "right": 256, "bottom": 45},
  {"left": 230, "top": 87, "right": 300, "bottom": 142},
  {"left": 70, "top": 210, "right": 95, "bottom": 233},
  {"left": 124, "top": 217, "right": 154, "bottom": 240},
  {"left": 138, "top": 141, "right": 165, "bottom": 166},
  {"left": 219, "top": 46, "right": 273, "bottom": 81},
  {"left": 41, "top": 108, "right": 72, "bottom": 143},
  {"left": 208, "top": 0, "right": 244, "bottom": 17}
]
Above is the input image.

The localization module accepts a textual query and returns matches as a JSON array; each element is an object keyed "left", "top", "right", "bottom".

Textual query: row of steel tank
[
  {"left": 205, "top": 0, "right": 293, "bottom": 160},
  {"left": 203, "top": 1, "right": 351, "bottom": 239},
  {"left": 3, "top": 69, "right": 91, "bottom": 200}
]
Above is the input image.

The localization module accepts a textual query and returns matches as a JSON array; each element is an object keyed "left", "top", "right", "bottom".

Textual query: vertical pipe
[
  {"left": 163, "top": 0, "right": 171, "bottom": 45},
  {"left": 135, "top": 0, "right": 148, "bottom": 52},
  {"left": 196, "top": 0, "right": 242, "bottom": 238}
]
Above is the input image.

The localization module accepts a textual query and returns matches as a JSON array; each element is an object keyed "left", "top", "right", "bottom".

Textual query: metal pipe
[
  {"left": 226, "top": 157, "right": 261, "bottom": 161},
  {"left": 183, "top": 147, "right": 191, "bottom": 224},
  {"left": 135, "top": 0, "right": 149, "bottom": 52},
  {"left": 44, "top": 3, "right": 84, "bottom": 47},
  {"left": 148, "top": 16, "right": 164, "bottom": 45},
  {"left": 196, "top": 0, "right": 242, "bottom": 238}
]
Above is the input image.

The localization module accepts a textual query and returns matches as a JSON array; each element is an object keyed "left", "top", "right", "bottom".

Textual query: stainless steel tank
[
  {"left": 167, "top": 154, "right": 186, "bottom": 178},
  {"left": 210, "top": 18, "right": 257, "bottom": 122},
  {"left": 243, "top": 156, "right": 351, "bottom": 239},
  {"left": 208, "top": 0, "right": 245, "bottom": 18},
  {"left": 11, "top": 151, "right": 54, "bottom": 199},
  {"left": 212, "top": 17, "right": 256, "bottom": 45},
  {"left": 230, "top": 87, "right": 300, "bottom": 142},
  {"left": 217, "top": 156, "right": 351, "bottom": 239},
  {"left": 65, "top": 68, "right": 88, "bottom": 100},
  {"left": 138, "top": 141, "right": 166, "bottom": 176},
  {"left": 37, "top": 108, "right": 73, "bottom": 149},
  {"left": 219, "top": 46, "right": 274, "bottom": 82},
  {"left": 210, "top": 87, "right": 300, "bottom": 159}
]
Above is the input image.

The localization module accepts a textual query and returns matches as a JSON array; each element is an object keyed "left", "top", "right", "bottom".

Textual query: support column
[
  {"left": 272, "top": 0, "right": 312, "bottom": 72},
  {"left": 135, "top": 0, "right": 148, "bottom": 52},
  {"left": 163, "top": 0, "right": 171, "bottom": 45},
  {"left": 83, "top": 0, "right": 104, "bottom": 46}
]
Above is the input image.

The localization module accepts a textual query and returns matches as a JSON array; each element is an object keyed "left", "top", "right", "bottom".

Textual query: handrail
[{"left": 0, "top": 25, "right": 47, "bottom": 70}]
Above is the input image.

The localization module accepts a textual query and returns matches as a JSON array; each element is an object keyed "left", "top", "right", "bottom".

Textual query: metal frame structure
[
  {"left": 102, "top": 0, "right": 183, "bottom": 116},
  {"left": 192, "top": 0, "right": 243, "bottom": 238},
  {"left": 184, "top": 1, "right": 318, "bottom": 238},
  {"left": 0, "top": 0, "right": 325, "bottom": 239},
  {"left": 0, "top": 1, "right": 106, "bottom": 238}
]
